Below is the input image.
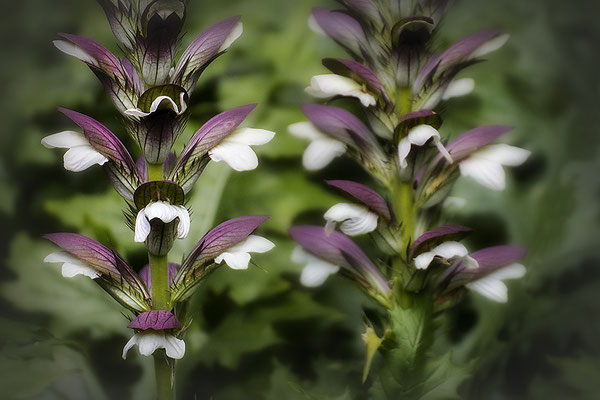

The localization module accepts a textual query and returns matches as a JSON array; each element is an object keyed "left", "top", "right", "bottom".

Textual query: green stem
[
  {"left": 392, "top": 179, "right": 416, "bottom": 247},
  {"left": 154, "top": 353, "right": 173, "bottom": 400},
  {"left": 149, "top": 253, "right": 169, "bottom": 310},
  {"left": 147, "top": 162, "right": 164, "bottom": 181}
]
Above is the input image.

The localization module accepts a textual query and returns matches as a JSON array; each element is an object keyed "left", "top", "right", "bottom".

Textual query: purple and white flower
[
  {"left": 446, "top": 246, "right": 527, "bottom": 303},
  {"left": 209, "top": 128, "right": 276, "bottom": 171},
  {"left": 288, "top": 121, "right": 347, "bottom": 170},
  {"left": 290, "top": 225, "right": 390, "bottom": 296},
  {"left": 134, "top": 201, "right": 190, "bottom": 243},
  {"left": 305, "top": 74, "right": 376, "bottom": 107},
  {"left": 292, "top": 246, "right": 340, "bottom": 287},
  {"left": 324, "top": 203, "right": 379, "bottom": 236},
  {"left": 398, "top": 124, "right": 453, "bottom": 169},
  {"left": 123, "top": 310, "right": 185, "bottom": 359},
  {"left": 447, "top": 126, "right": 530, "bottom": 191},
  {"left": 214, "top": 234, "right": 275, "bottom": 269},
  {"left": 41, "top": 131, "right": 108, "bottom": 172}
]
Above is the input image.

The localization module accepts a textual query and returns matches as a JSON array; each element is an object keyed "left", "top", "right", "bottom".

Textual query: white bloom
[
  {"left": 442, "top": 78, "right": 475, "bottom": 100},
  {"left": 466, "top": 262, "right": 525, "bottom": 303},
  {"left": 459, "top": 144, "right": 531, "bottom": 191},
  {"left": 44, "top": 251, "right": 100, "bottom": 279},
  {"left": 413, "top": 241, "right": 479, "bottom": 270},
  {"left": 324, "top": 203, "right": 378, "bottom": 236},
  {"left": 398, "top": 125, "right": 453, "bottom": 169},
  {"left": 288, "top": 122, "right": 347, "bottom": 170},
  {"left": 219, "top": 22, "right": 244, "bottom": 51},
  {"left": 122, "top": 330, "right": 185, "bottom": 360},
  {"left": 306, "top": 74, "right": 376, "bottom": 107},
  {"left": 214, "top": 235, "right": 275, "bottom": 270},
  {"left": 41, "top": 130, "right": 108, "bottom": 172},
  {"left": 292, "top": 246, "right": 340, "bottom": 287},
  {"left": 134, "top": 201, "right": 190, "bottom": 243},
  {"left": 124, "top": 91, "right": 187, "bottom": 118},
  {"left": 209, "top": 128, "right": 275, "bottom": 171}
]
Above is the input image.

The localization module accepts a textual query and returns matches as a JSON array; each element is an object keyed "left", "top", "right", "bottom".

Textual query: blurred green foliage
[{"left": 1, "top": 0, "right": 599, "bottom": 399}]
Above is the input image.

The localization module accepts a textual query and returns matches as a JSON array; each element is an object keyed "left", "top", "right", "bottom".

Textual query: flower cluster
[
  {"left": 43, "top": 1, "right": 274, "bottom": 363},
  {"left": 288, "top": 0, "right": 529, "bottom": 386}
]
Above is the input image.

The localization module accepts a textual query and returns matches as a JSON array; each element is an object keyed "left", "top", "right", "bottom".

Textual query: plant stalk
[
  {"left": 148, "top": 162, "right": 174, "bottom": 399},
  {"left": 154, "top": 353, "right": 173, "bottom": 400}
]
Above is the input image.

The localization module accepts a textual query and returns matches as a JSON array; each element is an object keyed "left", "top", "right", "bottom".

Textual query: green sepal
[
  {"left": 362, "top": 324, "right": 386, "bottom": 383},
  {"left": 137, "top": 84, "right": 189, "bottom": 114},
  {"left": 134, "top": 180, "right": 185, "bottom": 209}
]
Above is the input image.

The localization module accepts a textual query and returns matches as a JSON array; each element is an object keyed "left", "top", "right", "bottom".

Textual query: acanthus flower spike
[{"left": 296, "top": 0, "right": 529, "bottom": 393}]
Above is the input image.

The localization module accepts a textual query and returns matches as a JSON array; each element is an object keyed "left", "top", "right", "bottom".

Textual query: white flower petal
[
  {"left": 487, "top": 262, "right": 526, "bottom": 280},
  {"left": 215, "top": 251, "right": 252, "bottom": 270},
  {"left": 292, "top": 247, "right": 340, "bottom": 287},
  {"left": 472, "top": 33, "right": 510, "bottom": 58},
  {"left": 306, "top": 74, "right": 376, "bottom": 107},
  {"left": 413, "top": 241, "right": 469, "bottom": 270},
  {"left": 231, "top": 235, "right": 276, "bottom": 253},
  {"left": 397, "top": 138, "right": 412, "bottom": 168},
  {"left": 135, "top": 202, "right": 189, "bottom": 242},
  {"left": 124, "top": 108, "right": 150, "bottom": 118},
  {"left": 163, "top": 334, "right": 186, "bottom": 359},
  {"left": 53, "top": 40, "right": 96, "bottom": 65},
  {"left": 210, "top": 141, "right": 258, "bottom": 171},
  {"left": 122, "top": 332, "right": 186, "bottom": 360},
  {"left": 466, "top": 277, "right": 508, "bottom": 302},
  {"left": 408, "top": 124, "right": 440, "bottom": 146},
  {"left": 122, "top": 335, "right": 138, "bottom": 359},
  {"left": 399, "top": 125, "right": 452, "bottom": 168},
  {"left": 459, "top": 157, "right": 506, "bottom": 191},
  {"left": 137, "top": 332, "right": 163, "bottom": 356},
  {"left": 41, "top": 131, "right": 89, "bottom": 148},
  {"left": 44, "top": 251, "right": 100, "bottom": 279},
  {"left": 303, "top": 139, "right": 347, "bottom": 170},
  {"left": 174, "top": 206, "right": 190, "bottom": 239},
  {"left": 414, "top": 252, "right": 435, "bottom": 270},
  {"left": 63, "top": 146, "right": 109, "bottom": 172},
  {"left": 227, "top": 128, "right": 276, "bottom": 146},
  {"left": 144, "top": 201, "right": 181, "bottom": 224},
  {"left": 466, "top": 262, "right": 525, "bottom": 303},
  {"left": 214, "top": 235, "right": 275, "bottom": 270},
  {"left": 219, "top": 21, "right": 243, "bottom": 52},
  {"left": 209, "top": 129, "right": 275, "bottom": 172},
  {"left": 324, "top": 203, "right": 378, "bottom": 236},
  {"left": 474, "top": 144, "right": 531, "bottom": 166},
  {"left": 442, "top": 78, "right": 475, "bottom": 100},
  {"left": 288, "top": 121, "right": 324, "bottom": 141},
  {"left": 134, "top": 209, "right": 152, "bottom": 243},
  {"left": 301, "top": 261, "right": 340, "bottom": 287}
]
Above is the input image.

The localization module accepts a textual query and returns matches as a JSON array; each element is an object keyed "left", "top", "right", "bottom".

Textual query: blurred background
[{"left": 1, "top": 0, "right": 599, "bottom": 398}]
